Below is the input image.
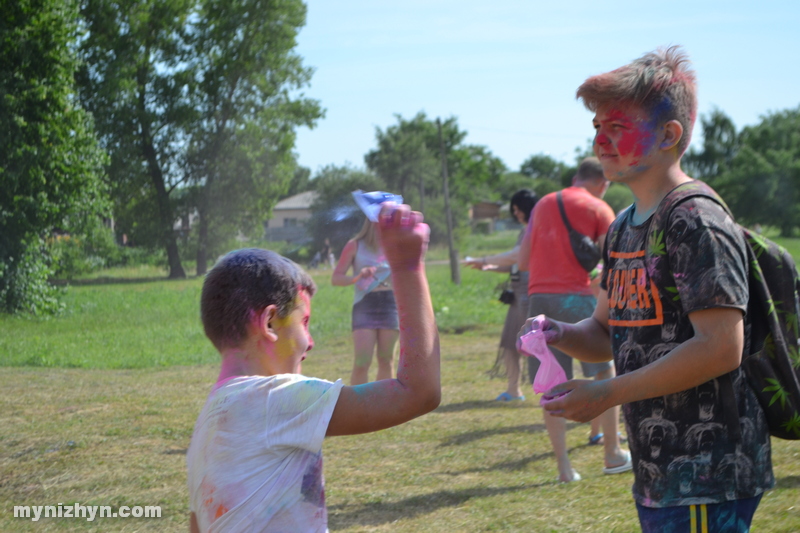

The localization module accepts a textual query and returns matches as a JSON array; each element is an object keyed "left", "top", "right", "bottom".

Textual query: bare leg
[
  {"left": 590, "top": 417, "right": 602, "bottom": 441},
  {"left": 375, "top": 328, "right": 399, "bottom": 381},
  {"left": 505, "top": 348, "right": 524, "bottom": 398},
  {"left": 351, "top": 329, "right": 377, "bottom": 385},
  {"left": 594, "top": 366, "right": 629, "bottom": 467},
  {"left": 543, "top": 410, "right": 578, "bottom": 482}
]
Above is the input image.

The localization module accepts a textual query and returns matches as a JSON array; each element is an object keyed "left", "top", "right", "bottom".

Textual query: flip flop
[
  {"left": 495, "top": 392, "right": 525, "bottom": 402},
  {"left": 603, "top": 451, "right": 633, "bottom": 475}
]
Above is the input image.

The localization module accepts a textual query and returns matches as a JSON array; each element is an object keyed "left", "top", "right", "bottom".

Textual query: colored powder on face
[{"left": 599, "top": 107, "right": 657, "bottom": 165}]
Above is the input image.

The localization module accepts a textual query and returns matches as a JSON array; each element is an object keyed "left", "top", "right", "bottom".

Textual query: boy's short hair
[
  {"left": 576, "top": 46, "right": 698, "bottom": 155},
  {"left": 201, "top": 248, "right": 317, "bottom": 350},
  {"left": 575, "top": 157, "right": 606, "bottom": 182}
]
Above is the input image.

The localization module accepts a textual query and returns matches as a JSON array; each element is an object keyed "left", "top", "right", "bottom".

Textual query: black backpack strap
[{"left": 648, "top": 180, "right": 743, "bottom": 442}]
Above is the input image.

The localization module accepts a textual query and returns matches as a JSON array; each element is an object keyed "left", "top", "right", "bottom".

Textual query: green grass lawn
[{"left": 1, "top": 234, "right": 799, "bottom": 531}]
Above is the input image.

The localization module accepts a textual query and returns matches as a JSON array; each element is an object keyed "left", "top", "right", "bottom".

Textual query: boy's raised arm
[{"left": 327, "top": 204, "right": 440, "bottom": 436}]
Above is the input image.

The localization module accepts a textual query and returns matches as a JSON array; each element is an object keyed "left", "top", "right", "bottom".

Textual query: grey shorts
[
  {"left": 352, "top": 290, "right": 399, "bottom": 331},
  {"left": 527, "top": 293, "right": 613, "bottom": 382}
]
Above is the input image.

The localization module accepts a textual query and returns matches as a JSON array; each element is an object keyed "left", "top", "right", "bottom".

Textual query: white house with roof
[{"left": 263, "top": 190, "right": 319, "bottom": 243}]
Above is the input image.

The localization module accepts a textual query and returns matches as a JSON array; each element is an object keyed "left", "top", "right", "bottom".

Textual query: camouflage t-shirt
[{"left": 601, "top": 193, "right": 774, "bottom": 508}]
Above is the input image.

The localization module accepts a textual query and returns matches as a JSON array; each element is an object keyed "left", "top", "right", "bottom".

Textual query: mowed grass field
[{"left": 1, "top": 233, "right": 799, "bottom": 532}]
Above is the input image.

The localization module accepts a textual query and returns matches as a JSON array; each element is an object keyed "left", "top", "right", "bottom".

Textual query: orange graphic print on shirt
[{"left": 606, "top": 249, "right": 663, "bottom": 327}]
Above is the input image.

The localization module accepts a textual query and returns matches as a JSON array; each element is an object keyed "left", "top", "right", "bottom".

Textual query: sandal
[
  {"left": 495, "top": 392, "right": 526, "bottom": 402},
  {"left": 603, "top": 451, "right": 633, "bottom": 475}
]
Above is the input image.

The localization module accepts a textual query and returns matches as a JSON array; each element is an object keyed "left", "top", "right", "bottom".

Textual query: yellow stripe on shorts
[
  {"left": 700, "top": 504, "right": 708, "bottom": 533},
  {"left": 689, "top": 504, "right": 709, "bottom": 533}
]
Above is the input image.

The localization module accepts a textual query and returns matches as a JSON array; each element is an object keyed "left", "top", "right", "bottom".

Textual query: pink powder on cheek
[{"left": 616, "top": 126, "right": 656, "bottom": 160}]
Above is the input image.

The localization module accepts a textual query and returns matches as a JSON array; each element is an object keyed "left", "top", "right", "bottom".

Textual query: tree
[
  {"left": 0, "top": 0, "right": 107, "bottom": 313},
  {"left": 186, "top": 0, "right": 323, "bottom": 274},
  {"left": 365, "top": 112, "right": 441, "bottom": 210},
  {"left": 716, "top": 107, "right": 800, "bottom": 236},
  {"left": 683, "top": 108, "right": 739, "bottom": 181},
  {"left": 365, "top": 112, "right": 505, "bottom": 245},
  {"left": 77, "top": 0, "right": 194, "bottom": 278},
  {"left": 519, "top": 154, "right": 566, "bottom": 181},
  {"left": 78, "top": 0, "right": 322, "bottom": 276}
]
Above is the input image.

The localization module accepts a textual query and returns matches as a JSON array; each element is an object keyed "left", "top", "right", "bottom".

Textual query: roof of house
[{"left": 274, "top": 190, "right": 319, "bottom": 210}]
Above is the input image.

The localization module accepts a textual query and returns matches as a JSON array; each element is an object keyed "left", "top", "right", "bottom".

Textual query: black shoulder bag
[{"left": 556, "top": 191, "right": 602, "bottom": 272}]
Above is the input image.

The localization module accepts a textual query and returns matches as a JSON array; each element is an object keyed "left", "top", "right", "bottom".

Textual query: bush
[
  {"left": 0, "top": 238, "right": 64, "bottom": 315},
  {"left": 48, "top": 235, "right": 104, "bottom": 278},
  {"left": 603, "top": 183, "right": 635, "bottom": 214}
]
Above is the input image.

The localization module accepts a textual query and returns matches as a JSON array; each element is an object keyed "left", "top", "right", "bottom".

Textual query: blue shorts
[{"left": 636, "top": 495, "right": 762, "bottom": 533}]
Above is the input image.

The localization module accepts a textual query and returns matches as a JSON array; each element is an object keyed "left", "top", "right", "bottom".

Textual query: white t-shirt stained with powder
[{"left": 187, "top": 374, "right": 344, "bottom": 532}]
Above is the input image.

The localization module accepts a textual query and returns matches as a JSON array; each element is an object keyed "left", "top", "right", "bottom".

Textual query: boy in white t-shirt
[{"left": 187, "top": 203, "right": 440, "bottom": 533}]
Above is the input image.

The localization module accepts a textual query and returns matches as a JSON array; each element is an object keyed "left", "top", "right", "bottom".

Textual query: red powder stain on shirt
[{"left": 214, "top": 504, "right": 228, "bottom": 519}]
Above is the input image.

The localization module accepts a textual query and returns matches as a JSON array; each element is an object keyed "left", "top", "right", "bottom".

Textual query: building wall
[{"left": 266, "top": 207, "right": 312, "bottom": 229}]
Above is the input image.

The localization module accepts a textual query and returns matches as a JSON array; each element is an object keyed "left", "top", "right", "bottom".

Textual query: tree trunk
[
  {"left": 437, "top": 118, "right": 460, "bottom": 285},
  {"left": 196, "top": 205, "right": 209, "bottom": 275},
  {"left": 137, "top": 66, "right": 185, "bottom": 279},
  {"left": 418, "top": 170, "right": 425, "bottom": 212}
]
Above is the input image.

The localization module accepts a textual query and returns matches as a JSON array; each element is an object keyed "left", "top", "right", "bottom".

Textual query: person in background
[
  {"left": 519, "top": 157, "right": 630, "bottom": 482},
  {"left": 464, "top": 189, "right": 538, "bottom": 401},
  {"left": 332, "top": 219, "right": 399, "bottom": 385},
  {"left": 319, "top": 238, "right": 334, "bottom": 269}
]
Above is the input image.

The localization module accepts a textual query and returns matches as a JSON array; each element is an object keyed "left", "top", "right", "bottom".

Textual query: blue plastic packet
[{"left": 352, "top": 190, "right": 403, "bottom": 222}]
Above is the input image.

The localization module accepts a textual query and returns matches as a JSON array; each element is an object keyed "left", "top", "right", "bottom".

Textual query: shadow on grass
[
  {"left": 327, "top": 482, "right": 550, "bottom": 530},
  {"left": 776, "top": 475, "right": 800, "bottom": 489},
  {"left": 439, "top": 423, "right": 547, "bottom": 446},
  {"left": 438, "top": 422, "right": 583, "bottom": 447},
  {"left": 442, "top": 439, "right": 593, "bottom": 476},
  {"left": 434, "top": 400, "right": 537, "bottom": 413},
  {"left": 50, "top": 276, "right": 194, "bottom": 286}
]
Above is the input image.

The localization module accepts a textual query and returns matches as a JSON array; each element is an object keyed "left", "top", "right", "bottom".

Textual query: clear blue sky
[{"left": 293, "top": 1, "right": 800, "bottom": 175}]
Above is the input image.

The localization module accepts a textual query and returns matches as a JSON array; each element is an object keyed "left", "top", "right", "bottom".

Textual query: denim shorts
[{"left": 352, "top": 290, "right": 399, "bottom": 331}]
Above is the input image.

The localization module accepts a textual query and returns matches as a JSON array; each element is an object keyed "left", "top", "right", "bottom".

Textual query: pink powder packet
[{"left": 517, "top": 328, "right": 568, "bottom": 402}]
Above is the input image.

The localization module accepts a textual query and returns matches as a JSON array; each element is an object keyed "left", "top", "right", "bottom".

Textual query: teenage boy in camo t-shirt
[{"left": 520, "top": 47, "right": 774, "bottom": 532}]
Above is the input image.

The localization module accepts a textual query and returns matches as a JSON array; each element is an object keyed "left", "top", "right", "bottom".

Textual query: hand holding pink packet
[{"left": 516, "top": 327, "right": 568, "bottom": 404}]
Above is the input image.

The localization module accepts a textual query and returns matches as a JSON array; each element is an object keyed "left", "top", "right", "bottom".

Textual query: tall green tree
[
  {"left": 519, "top": 153, "right": 565, "bottom": 181},
  {"left": 683, "top": 108, "right": 739, "bottom": 181},
  {"left": 716, "top": 106, "right": 800, "bottom": 236},
  {"left": 0, "top": 0, "right": 107, "bottom": 313},
  {"left": 364, "top": 112, "right": 439, "bottom": 209},
  {"left": 365, "top": 112, "right": 505, "bottom": 244},
  {"left": 78, "top": 0, "right": 194, "bottom": 278},
  {"left": 186, "top": 0, "right": 323, "bottom": 274}
]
